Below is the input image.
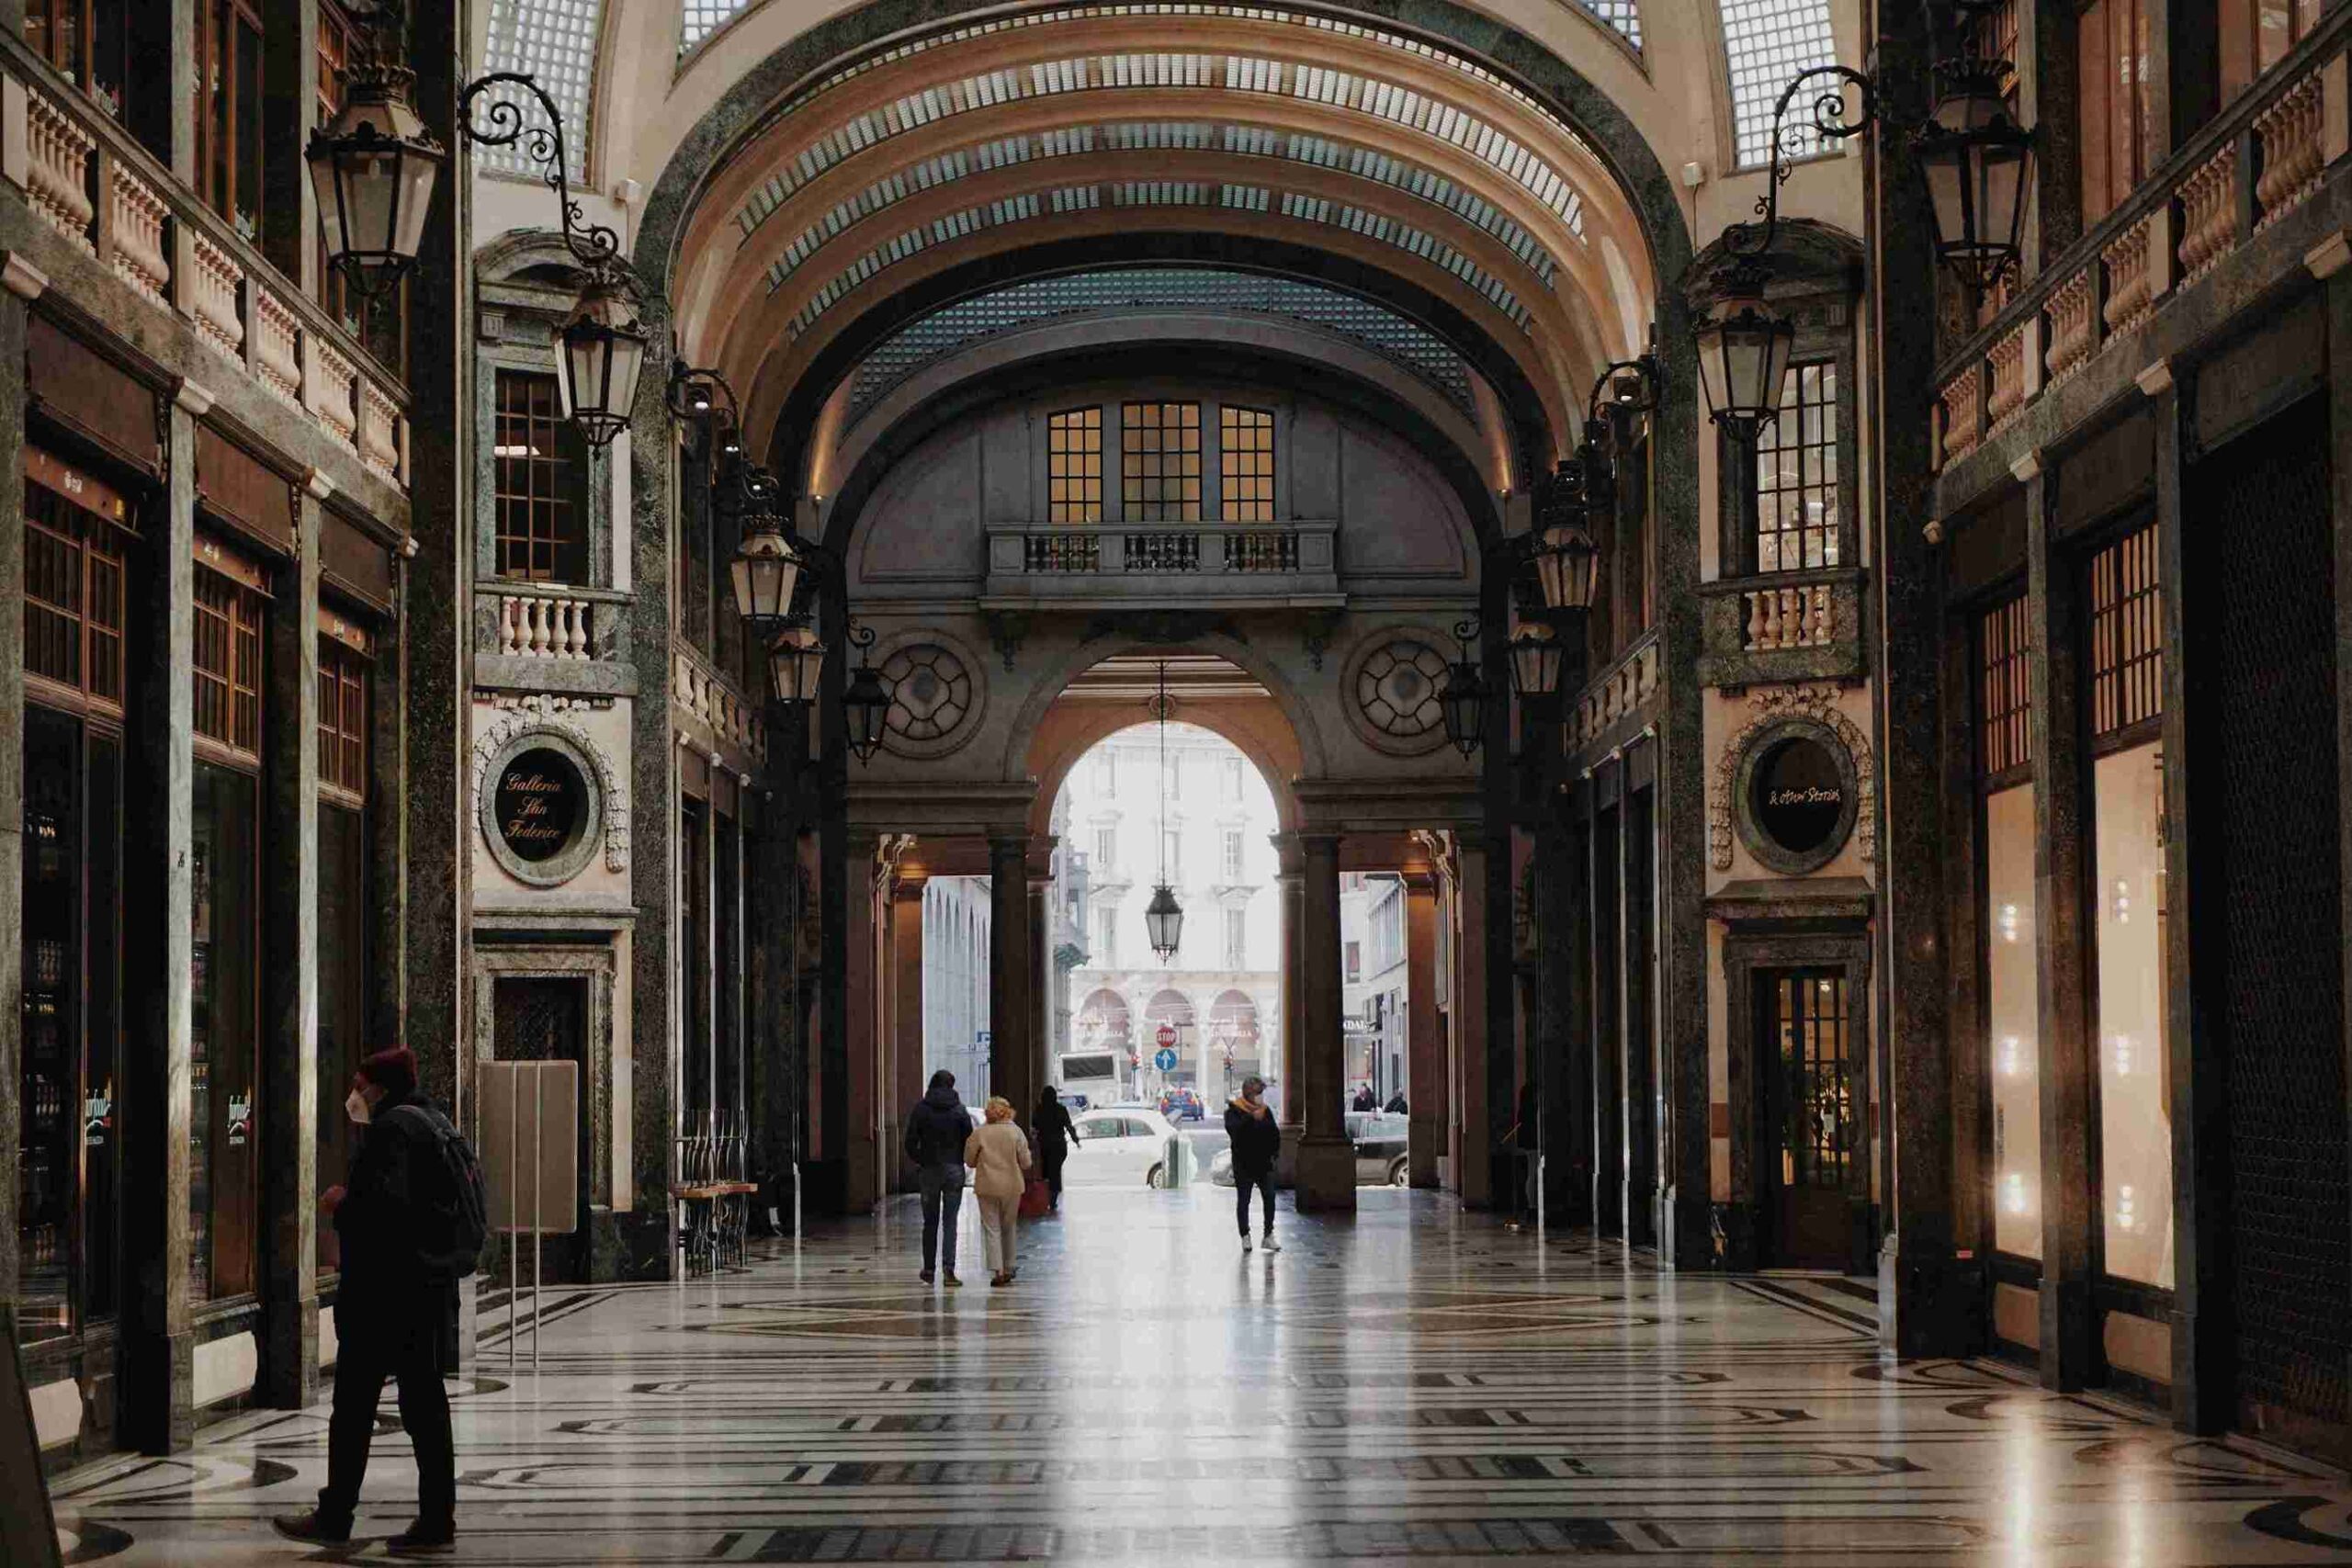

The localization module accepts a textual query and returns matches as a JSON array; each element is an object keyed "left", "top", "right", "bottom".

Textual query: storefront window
[
  {"left": 682, "top": 798, "right": 709, "bottom": 1125},
  {"left": 19, "top": 472, "right": 130, "bottom": 1345},
  {"left": 1979, "top": 596, "right": 2039, "bottom": 1259},
  {"left": 316, "top": 629, "right": 370, "bottom": 1275},
  {"left": 190, "top": 555, "right": 265, "bottom": 1301},
  {"left": 716, "top": 811, "right": 741, "bottom": 1122},
  {"left": 2088, "top": 527, "right": 2170, "bottom": 1287}
]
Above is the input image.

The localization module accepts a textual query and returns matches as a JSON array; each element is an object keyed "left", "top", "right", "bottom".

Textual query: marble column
[
  {"left": 1454, "top": 833, "right": 1494, "bottom": 1209},
  {"left": 1404, "top": 870, "right": 1442, "bottom": 1189},
  {"left": 889, "top": 871, "right": 927, "bottom": 1190},
  {"left": 1295, "top": 831, "right": 1352, "bottom": 1212},
  {"left": 842, "top": 832, "right": 883, "bottom": 1213},
  {"left": 258, "top": 486, "right": 322, "bottom": 1410},
  {"left": 0, "top": 281, "right": 28, "bottom": 1337},
  {"left": 1271, "top": 831, "right": 1304, "bottom": 1179},
  {"left": 989, "top": 836, "right": 1037, "bottom": 1127},
  {"left": 748, "top": 766, "right": 802, "bottom": 1233},
  {"left": 2026, "top": 462, "right": 2095, "bottom": 1389},
  {"left": 1029, "top": 867, "right": 1052, "bottom": 1111},
  {"left": 122, "top": 389, "right": 200, "bottom": 1452}
]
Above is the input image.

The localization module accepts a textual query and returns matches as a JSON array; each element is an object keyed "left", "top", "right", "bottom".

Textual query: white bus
[{"left": 1056, "top": 1050, "right": 1121, "bottom": 1110}]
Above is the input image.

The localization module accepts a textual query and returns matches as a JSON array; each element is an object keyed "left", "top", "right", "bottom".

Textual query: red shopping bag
[{"left": 1018, "top": 1178, "right": 1050, "bottom": 1218}]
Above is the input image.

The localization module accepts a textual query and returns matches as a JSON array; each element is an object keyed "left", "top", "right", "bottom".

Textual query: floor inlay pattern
[{"left": 50, "top": 1190, "right": 2352, "bottom": 1564}]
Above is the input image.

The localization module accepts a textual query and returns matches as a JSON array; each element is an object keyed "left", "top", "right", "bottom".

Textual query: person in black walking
[
  {"left": 1033, "top": 1086, "right": 1081, "bottom": 1210},
  {"left": 1226, "top": 1076, "right": 1283, "bottom": 1254},
  {"left": 276, "top": 1046, "right": 461, "bottom": 1556},
  {"left": 905, "top": 1070, "right": 975, "bottom": 1285}
]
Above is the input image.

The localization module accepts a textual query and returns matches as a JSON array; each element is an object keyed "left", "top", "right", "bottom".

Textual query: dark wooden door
[{"left": 1757, "top": 969, "right": 1856, "bottom": 1269}]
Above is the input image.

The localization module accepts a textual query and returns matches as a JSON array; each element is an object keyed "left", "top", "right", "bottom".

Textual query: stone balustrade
[
  {"left": 985, "top": 519, "right": 1342, "bottom": 607},
  {"left": 1933, "top": 24, "right": 2349, "bottom": 476},
  {"left": 9, "top": 79, "right": 412, "bottom": 490},
  {"left": 24, "top": 90, "right": 95, "bottom": 254},
  {"left": 1744, "top": 584, "right": 1832, "bottom": 652},
  {"left": 674, "top": 647, "right": 763, "bottom": 758},
  {"left": 499, "top": 593, "right": 600, "bottom": 660},
  {"left": 1569, "top": 634, "right": 1659, "bottom": 750}
]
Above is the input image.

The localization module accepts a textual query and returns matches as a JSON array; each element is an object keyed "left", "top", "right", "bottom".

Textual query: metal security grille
[
  {"left": 1047, "top": 409, "right": 1102, "bottom": 524},
  {"left": 2088, "top": 525, "right": 2162, "bottom": 740},
  {"left": 495, "top": 976, "right": 585, "bottom": 1064},
  {"left": 2195, "top": 398, "right": 2350, "bottom": 1433},
  {"left": 1122, "top": 402, "right": 1203, "bottom": 521},
  {"left": 1977, "top": 595, "right": 2032, "bottom": 781}
]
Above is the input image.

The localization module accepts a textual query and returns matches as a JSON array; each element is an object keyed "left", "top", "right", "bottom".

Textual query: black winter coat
[
  {"left": 1224, "top": 1099, "right": 1283, "bottom": 1176},
  {"left": 1034, "top": 1101, "right": 1080, "bottom": 1154},
  {"left": 905, "top": 1087, "right": 975, "bottom": 1170},
  {"left": 334, "top": 1091, "right": 461, "bottom": 1371}
]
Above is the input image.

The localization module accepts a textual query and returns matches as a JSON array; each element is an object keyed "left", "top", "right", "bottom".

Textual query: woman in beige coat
[{"left": 964, "top": 1097, "right": 1032, "bottom": 1286}]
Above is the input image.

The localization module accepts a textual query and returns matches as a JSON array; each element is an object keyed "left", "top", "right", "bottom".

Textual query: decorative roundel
[
  {"left": 880, "top": 643, "right": 974, "bottom": 746},
  {"left": 1354, "top": 637, "right": 1450, "bottom": 740}
]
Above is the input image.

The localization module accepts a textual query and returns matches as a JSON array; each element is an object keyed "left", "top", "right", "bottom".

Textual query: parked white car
[{"left": 1060, "top": 1108, "right": 1181, "bottom": 1188}]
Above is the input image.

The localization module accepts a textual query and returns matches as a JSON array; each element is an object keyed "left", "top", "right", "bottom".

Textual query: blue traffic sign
[{"left": 1153, "top": 1047, "right": 1179, "bottom": 1072}]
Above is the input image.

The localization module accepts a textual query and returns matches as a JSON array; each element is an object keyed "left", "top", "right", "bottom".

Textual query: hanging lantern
[
  {"left": 765, "top": 622, "right": 828, "bottom": 705},
  {"left": 1441, "top": 651, "right": 1487, "bottom": 757},
  {"left": 1694, "top": 270, "right": 1796, "bottom": 447},
  {"left": 843, "top": 660, "right": 893, "bottom": 762},
  {"left": 1144, "top": 884, "right": 1185, "bottom": 962},
  {"left": 1532, "top": 521, "right": 1601, "bottom": 612},
  {"left": 306, "top": 63, "right": 446, "bottom": 297},
  {"left": 1914, "top": 54, "right": 2034, "bottom": 296},
  {"left": 1509, "top": 623, "right": 1565, "bottom": 698},
  {"left": 729, "top": 519, "right": 802, "bottom": 626},
  {"left": 556, "top": 270, "right": 650, "bottom": 447}
]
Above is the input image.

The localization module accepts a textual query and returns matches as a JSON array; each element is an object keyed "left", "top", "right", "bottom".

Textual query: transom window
[
  {"left": 1048, "top": 408, "right": 1104, "bottom": 524},
  {"left": 1978, "top": 595, "right": 2032, "bottom": 782},
  {"left": 25, "top": 486, "right": 127, "bottom": 712},
  {"left": 1123, "top": 402, "right": 1203, "bottom": 522},
  {"left": 1221, "top": 406, "right": 1275, "bottom": 521},
  {"left": 494, "top": 370, "right": 589, "bottom": 582},
  {"left": 1754, "top": 361, "right": 1839, "bottom": 572},
  {"left": 319, "top": 636, "right": 369, "bottom": 802},
  {"left": 193, "top": 562, "right": 265, "bottom": 760},
  {"left": 2088, "top": 525, "right": 2163, "bottom": 741}
]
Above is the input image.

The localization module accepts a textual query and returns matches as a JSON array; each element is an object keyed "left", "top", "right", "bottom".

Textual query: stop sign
[{"left": 1155, "top": 1022, "right": 1177, "bottom": 1048}]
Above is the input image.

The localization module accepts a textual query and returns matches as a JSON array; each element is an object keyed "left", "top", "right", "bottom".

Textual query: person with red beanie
[{"left": 276, "top": 1045, "right": 461, "bottom": 1555}]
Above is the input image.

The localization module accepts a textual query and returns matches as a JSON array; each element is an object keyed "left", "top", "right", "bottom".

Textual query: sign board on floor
[{"left": 479, "top": 1060, "right": 580, "bottom": 1235}]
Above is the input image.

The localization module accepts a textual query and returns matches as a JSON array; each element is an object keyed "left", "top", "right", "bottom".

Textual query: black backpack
[{"left": 384, "top": 1103, "right": 490, "bottom": 1280}]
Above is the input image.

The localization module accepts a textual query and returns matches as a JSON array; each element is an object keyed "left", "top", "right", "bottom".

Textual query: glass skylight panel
[
  {"left": 480, "top": 0, "right": 601, "bottom": 179},
  {"left": 680, "top": 0, "right": 751, "bottom": 54},
  {"left": 1719, "top": 0, "right": 1841, "bottom": 168}
]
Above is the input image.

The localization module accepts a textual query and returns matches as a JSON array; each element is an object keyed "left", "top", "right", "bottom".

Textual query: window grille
[
  {"left": 1754, "top": 361, "right": 1839, "bottom": 572},
  {"left": 1221, "top": 406, "right": 1275, "bottom": 522},
  {"left": 24, "top": 486, "right": 127, "bottom": 711},
  {"left": 1048, "top": 408, "right": 1103, "bottom": 523},
  {"left": 318, "top": 638, "right": 368, "bottom": 801},
  {"left": 1978, "top": 595, "right": 2032, "bottom": 780},
  {"left": 494, "top": 371, "right": 588, "bottom": 581},
  {"left": 2088, "top": 525, "right": 2163, "bottom": 740},
  {"left": 194, "top": 566, "right": 264, "bottom": 759},
  {"left": 1123, "top": 403, "right": 1203, "bottom": 521}
]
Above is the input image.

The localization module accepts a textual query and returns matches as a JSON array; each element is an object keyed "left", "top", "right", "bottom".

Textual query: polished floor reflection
[{"left": 51, "top": 1189, "right": 2352, "bottom": 1564}]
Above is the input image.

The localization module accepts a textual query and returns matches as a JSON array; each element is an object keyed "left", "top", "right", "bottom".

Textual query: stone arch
[{"left": 1014, "top": 642, "right": 1326, "bottom": 839}]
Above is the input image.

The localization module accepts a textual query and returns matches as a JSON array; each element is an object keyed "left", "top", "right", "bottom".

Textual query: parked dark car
[
  {"left": 1347, "top": 1111, "right": 1409, "bottom": 1185},
  {"left": 1159, "top": 1088, "right": 1205, "bottom": 1122}
]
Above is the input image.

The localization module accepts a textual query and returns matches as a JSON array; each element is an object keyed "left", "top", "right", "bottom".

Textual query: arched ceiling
[{"left": 654, "top": 2, "right": 1671, "bottom": 469}]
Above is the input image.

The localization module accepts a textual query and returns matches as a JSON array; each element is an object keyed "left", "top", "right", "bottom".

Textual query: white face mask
[{"left": 345, "top": 1089, "right": 372, "bottom": 1125}]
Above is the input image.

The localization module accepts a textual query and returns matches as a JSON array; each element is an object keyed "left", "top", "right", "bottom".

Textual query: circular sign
[
  {"left": 1154, "top": 1046, "right": 1180, "bottom": 1072},
  {"left": 494, "top": 747, "right": 587, "bottom": 863},
  {"left": 1155, "top": 1022, "right": 1178, "bottom": 1048},
  {"left": 1748, "top": 736, "right": 1845, "bottom": 856}
]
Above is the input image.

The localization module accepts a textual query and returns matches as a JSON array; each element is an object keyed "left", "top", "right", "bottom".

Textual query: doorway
[
  {"left": 493, "top": 974, "right": 592, "bottom": 1280},
  {"left": 1748, "top": 964, "right": 1863, "bottom": 1271}
]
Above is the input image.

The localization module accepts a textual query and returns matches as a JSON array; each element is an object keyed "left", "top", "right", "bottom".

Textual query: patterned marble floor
[{"left": 49, "top": 1187, "right": 2352, "bottom": 1564}]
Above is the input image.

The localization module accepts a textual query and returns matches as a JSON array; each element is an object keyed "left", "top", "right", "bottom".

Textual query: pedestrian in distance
[
  {"left": 1032, "top": 1086, "right": 1081, "bottom": 1210},
  {"left": 1384, "top": 1090, "right": 1408, "bottom": 1114},
  {"left": 965, "top": 1096, "right": 1033, "bottom": 1286},
  {"left": 1226, "top": 1076, "right": 1283, "bottom": 1254},
  {"left": 1351, "top": 1084, "right": 1377, "bottom": 1112},
  {"left": 906, "top": 1069, "right": 975, "bottom": 1285},
  {"left": 277, "top": 1045, "right": 486, "bottom": 1557}
]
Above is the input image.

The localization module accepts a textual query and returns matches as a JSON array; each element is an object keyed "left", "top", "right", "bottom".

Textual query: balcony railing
[
  {"left": 5, "top": 56, "right": 410, "bottom": 489},
  {"left": 983, "top": 519, "right": 1342, "bottom": 608},
  {"left": 1931, "top": 7, "right": 2349, "bottom": 473},
  {"left": 1566, "top": 629, "right": 1660, "bottom": 754},
  {"left": 673, "top": 641, "right": 763, "bottom": 764},
  {"left": 1695, "top": 569, "right": 1867, "bottom": 690}
]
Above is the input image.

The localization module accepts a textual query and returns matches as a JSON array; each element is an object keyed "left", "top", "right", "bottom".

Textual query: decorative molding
[
  {"left": 305, "top": 468, "right": 336, "bottom": 502},
  {"left": 2134, "top": 358, "right": 2175, "bottom": 398},
  {"left": 1340, "top": 629, "right": 1456, "bottom": 757},
  {"left": 2305, "top": 230, "right": 2352, "bottom": 280},
  {"left": 983, "top": 609, "right": 1032, "bottom": 672},
  {"left": 1710, "top": 683, "right": 1876, "bottom": 874},
  {"left": 173, "top": 377, "right": 216, "bottom": 416},
  {"left": 2009, "top": 449, "right": 2041, "bottom": 483},
  {"left": 1077, "top": 608, "right": 1245, "bottom": 647},
  {"left": 875, "top": 634, "right": 985, "bottom": 760},
  {"left": 0, "top": 252, "right": 50, "bottom": 299},
  {"left": 1300, "top": 608, "right": 1344, "bottom": 671},
  {"left": 470, "top": 701, "right": 632, "bottom": 883}
]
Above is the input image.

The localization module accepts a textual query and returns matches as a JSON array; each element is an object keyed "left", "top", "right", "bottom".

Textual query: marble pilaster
[
  {"left": 988, "top": 835, "right": 1038, "bottom": 1129},
  {"left": 1403, "top": 870, "right": 1442, "bottom": 1190},
  {"left": 1295, "top": 831, "right": 1352, "bottom": 1212}
]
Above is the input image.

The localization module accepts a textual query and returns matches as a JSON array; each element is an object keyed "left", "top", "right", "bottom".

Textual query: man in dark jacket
[
  {"left": 277, "top": 1045, "right": 459, "bottom": 1555},
  {"left": 906, "top": 1070, "right": 976, "bottom": 1284},
  {"left": 1033, "top": 1086, "right": 1082, "bottom": 1210},
  {"left": 1225, "top": 1077, "right": 1283, "bottom": 1254}
]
